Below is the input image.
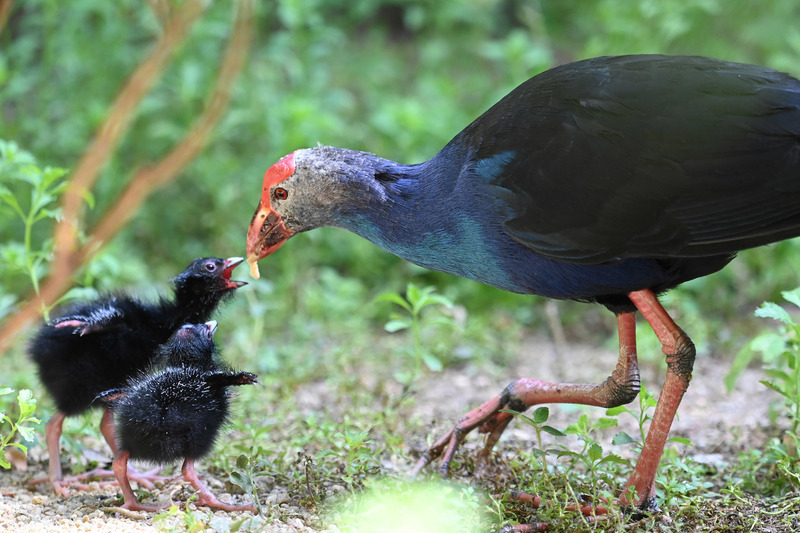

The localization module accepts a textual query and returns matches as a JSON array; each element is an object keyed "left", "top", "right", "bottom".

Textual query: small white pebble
[{"left": 287, "top": 517, "right": 305, "bottom": 529}]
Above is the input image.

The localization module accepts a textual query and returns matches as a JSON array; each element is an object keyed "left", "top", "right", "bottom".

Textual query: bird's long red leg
[
  {"left": 27, "top": 412, "right": 69, "bottom": 495},
  {"left": 181, "top": 458, "right": 257, "bottom": 512},
  {"left": 620, "top": 289, "right": 695, "bottom": 510},
  {"left": 46, "top": 408, "right": 166, "bottom": 490},
  {"left": 91, "top": 408, "right": 166, "bottom": 488},
  {"left": 411, "top": 311, "right": 640, "bottom": 478},
  {"left": 112, "top": 451, "right": 166, "bottom": 512}
]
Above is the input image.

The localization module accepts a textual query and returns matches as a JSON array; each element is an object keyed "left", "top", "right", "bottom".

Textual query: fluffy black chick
[
  {"left": 28, "top": 257, "right": 247, "bottom": 496},
  {"left": 97, "top": 321, "right": 258, "bottom": 512}
]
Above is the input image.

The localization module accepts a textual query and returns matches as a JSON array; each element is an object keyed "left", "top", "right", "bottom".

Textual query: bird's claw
[{"left": 412, "top": 392, "right": 510, "bottom": 477}]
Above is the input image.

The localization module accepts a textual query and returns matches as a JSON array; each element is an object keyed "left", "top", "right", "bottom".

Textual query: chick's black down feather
[
  {"left": 112, "top": 366, "right": 256, "bottom": 462},
  {"left": 97, "top": 321, "right": 258, "bottom": 512},
  {"left": 30, "top": 257, "right": 246, "bottom": 415},
  {"left": 27, "top": 257, "right": 245, "bottom": 496}
]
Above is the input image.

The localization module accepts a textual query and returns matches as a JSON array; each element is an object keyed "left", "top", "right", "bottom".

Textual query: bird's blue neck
[{"left": 331, "top": 146, "right": 519, "bottom": 291}]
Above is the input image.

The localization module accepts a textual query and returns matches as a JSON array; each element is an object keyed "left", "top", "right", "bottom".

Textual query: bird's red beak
[
  {"left": 222, "top": 257, "right": 248, "bottom": 289},
  {"left": 245, "top": 153, "right": 296, "bottom": 279}
]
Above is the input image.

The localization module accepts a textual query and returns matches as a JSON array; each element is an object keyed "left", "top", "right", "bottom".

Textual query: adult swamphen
[
  {"left": 29, "top": 257, "right": 246, "bottom": 496},
  {"left": 244, "top": 55, "right": 800, "bottom": 515},
  {"left": 96, "top": 321, "right": 258, "bottom": 512}
]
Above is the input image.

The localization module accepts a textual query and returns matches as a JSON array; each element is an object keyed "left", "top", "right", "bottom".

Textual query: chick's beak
[
  {"left": 221, "top": 257, "right": 248, "bottom": 289},
  {"left": 245, "top": 205, "right": 293, "bottom": 279}
]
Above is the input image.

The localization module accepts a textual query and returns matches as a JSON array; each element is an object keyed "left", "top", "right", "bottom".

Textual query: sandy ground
[{"left": 0, "top": 334, "right": 782, "bottom": 532}]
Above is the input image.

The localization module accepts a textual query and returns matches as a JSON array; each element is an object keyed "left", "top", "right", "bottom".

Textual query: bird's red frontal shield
[{"left": 246, "top": 153, "right": 296, "bottom": 279}]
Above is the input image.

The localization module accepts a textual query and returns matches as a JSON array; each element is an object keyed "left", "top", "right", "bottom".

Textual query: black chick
[
  {"left": 28, "top": 257, "right": 247, "bottom": 496},
  {"left": 97, "top": 321, "right": 258, "bottom": 512}
]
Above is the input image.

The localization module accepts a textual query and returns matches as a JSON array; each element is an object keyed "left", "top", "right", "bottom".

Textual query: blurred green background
[{"left": 2, "top": 0, "right": 800, "bottom": 371}]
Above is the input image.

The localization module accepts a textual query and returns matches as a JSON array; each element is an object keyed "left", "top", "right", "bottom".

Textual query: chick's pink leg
[{"left": 181, "top": 458, "right": 256, "bottom": 512}]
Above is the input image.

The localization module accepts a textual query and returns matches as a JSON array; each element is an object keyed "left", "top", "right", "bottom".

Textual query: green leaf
[
  {"left": 598, "top": 453, "right": 629, "bottom": 466},
  {"left": 421, "top": 352, "right": 443, "bottom": 372},
  {"left": 725, "top": 342, "right": 760, "bottom": 393},
  {"left": 781, "top": 288, "right": 800, "bottom": 309},
  {"left": 541, "top": 425, "right": 566, "bottom": 438},
  {"left": 760, "top": 379, "right": 790, "bottom": 399},
  {"left": 406, "top": 284, "right": 421, "bottom": 306},
  {"left": 750, "top": 332, "right": 788, "bottom": 363},
  {"left": 16, "top": 389, "right": 36, "bottom": 419},
  {"left": 384, "top": 319, "right": 411, "bottom": 332},
  {"left": 532, "top": 406, "right": 549, "bottom": 424},
  {"left": 755, "top": 301, "right": 795, "bottom": 326},
  {"left": 587, "top": 442, "right": 603, "bottom": 463},
  {"left": 7, "top": 442, "right": 27, "bottom": 454},
  {"left": 208, "top": 515, "right": 231, "bottom": 533},
  {"left": 592, "top": 417, "right": 619, "bottom": 431},
  {"left": 235, "top": 454, "right": 249, "bottom": 469},
  {"left": 16, "top": 425, "right": 35, "bottom": 442},
  {"left": 0, "top": 456, "right": 10, "bottom": 469},
  {"left": 667, "top": 436, "right": 693, "bottom": 446},
  {"left": 228, "top": 471, "right": 252, "bottom": 494},
  {"left": 605, "top": 405, "right": 634, "bottom": 417},
  {"left": 375, "top": 291, "right": 412, "bottom": 312},
  {"left": 612, "top": 432, "right": 637, "bottom": 446}
]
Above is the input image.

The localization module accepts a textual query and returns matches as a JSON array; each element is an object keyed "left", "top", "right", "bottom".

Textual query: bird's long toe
[
  {"left": 191, "top": 493, "right": 257, "bottom": 513},
  {"left": 412, "top": 390, "right": 515, "bottom": 477},
  {"left": 126, "top": 466, "right": 170, "bottom": 489},
  {"left": 496, "top": 490, "right": 610, "bottom": 532}
]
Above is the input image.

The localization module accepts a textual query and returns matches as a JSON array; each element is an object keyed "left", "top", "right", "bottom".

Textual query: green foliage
[
  {"left": 153, "top": 499, "right": 265, "bottom": 533},
  {"left": 727, "top": 288, "right": 800, "bottom": 434},
  {"left": 376, "top": 283, "right": 459, "bottom": 386},
  {"left": 317, "top": 428, "right": 381, "bottom": 492},
  {"left": 0, "top": 387, "right": 41, "bottom": 469},
  {"left": 0, "top": 140, "right": 69, "bottom": 319}
]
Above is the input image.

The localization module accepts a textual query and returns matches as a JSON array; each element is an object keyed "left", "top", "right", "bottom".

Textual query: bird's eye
[
  {"left": 274, "top": 187, "right": 289, "bottom": 200},
  {"left": 205, "top": 262, "right": 216, "bottom": 272}
]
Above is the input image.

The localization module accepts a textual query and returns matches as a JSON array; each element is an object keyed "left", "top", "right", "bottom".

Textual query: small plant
[
  {"left": 502, "top": 407, "right": 565, "bottom": 478},
  {"left": 728, "top": 288, "right": 800, "bottom": 434},
  {"left": 0, "top": 387, "right": 41, "bottom": 469},
  {"left": 376, "top": 283, "right": 458, "bottom": 386},
  {"left": 229, "top": 453, "right": 266, "bottom": 515},
  {"left": 153, "top": 497, "right": 265, "bottom": 533},
  {"left": 0, "top": 139, "right": 71, "bottom": 320},
  {"left": 317, "top": 428, "right": 381, "bottom": 492}
]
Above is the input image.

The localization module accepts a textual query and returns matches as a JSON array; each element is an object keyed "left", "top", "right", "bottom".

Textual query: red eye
[{"left": 274, "top": 187, "right": 288, "bottom": 200}]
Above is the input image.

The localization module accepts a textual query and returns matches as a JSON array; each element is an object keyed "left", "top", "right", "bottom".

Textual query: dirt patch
[{"left": 0, "top": 334, "right": 786, "bottom": 532}]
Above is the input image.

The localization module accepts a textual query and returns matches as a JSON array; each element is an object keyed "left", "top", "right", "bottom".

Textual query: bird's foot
[
  {"left": 117, "top": 500, "right": 169, "bottom": 513},
  {"left": 30, "top": 464, "right": 169, "bottom": 496},
  {"left": 28, "top": 473, "right": 101, "bottom": 496},
  {"left": 191, "top": 491, "right": 257, "bottom": 513},
  {"left": 411, "top": 387, "right": 517, "bottom": 477},
  {"left": 27, "top": 477, "right": 71, "bottom": 497},
  {"left": 180, "top": 458, "right": 257, "bottom": 513},
  {"left": 125, "top": 466, "right": 171, "bottom": 489}
]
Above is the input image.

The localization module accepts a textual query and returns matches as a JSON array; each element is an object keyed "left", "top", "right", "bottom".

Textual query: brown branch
[
  {"left": 0, "top": 0, "right": 15, "bottom": 36},
  {"left": 145, "top": 0, "right": 172, "bottom": 29},
  {"left": 0, "top": 0, "right": 252, "bottom": 353},
  {"left": 53, "top": 0, "right": 207, "bottom": 273},
  {"left": 85, "top": 0, "right": 254, "bottom": 253}
]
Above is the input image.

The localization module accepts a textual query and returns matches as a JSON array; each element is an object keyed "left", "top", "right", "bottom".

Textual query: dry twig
[{"left": 0, "top": 0, "right": 254, "bottom": 353}]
